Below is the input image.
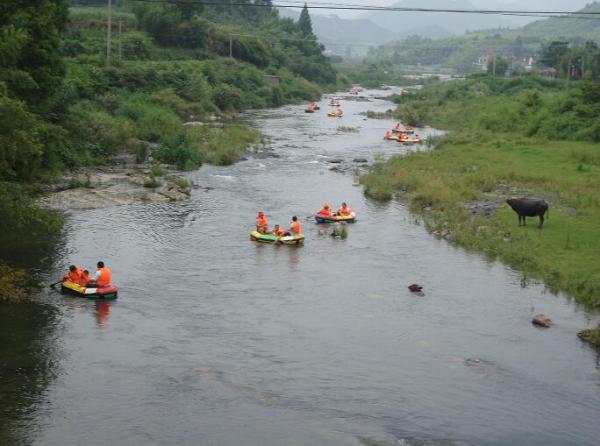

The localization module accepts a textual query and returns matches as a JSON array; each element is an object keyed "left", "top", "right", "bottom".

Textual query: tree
[
  {"left": 298, "top": 3, "right": 313, "bottom": 36},
  {"left": 487, "top": 57, "right": 509, "bottom": 76},
  {"left": 540, "top": 41, "right": 569, "bottom": 70},
  {"left": 0, "top": 0, "right": 69, "bottom": 106}
]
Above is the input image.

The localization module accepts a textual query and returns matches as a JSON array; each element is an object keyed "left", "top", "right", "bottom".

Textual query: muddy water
[{"left": 2, "top": 89, "right": 600, "bottom": 446}]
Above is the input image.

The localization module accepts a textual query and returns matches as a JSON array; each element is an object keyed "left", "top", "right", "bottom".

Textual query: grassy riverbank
[{"left": 361, "top": 76, "right": 600, "bottom": 310}]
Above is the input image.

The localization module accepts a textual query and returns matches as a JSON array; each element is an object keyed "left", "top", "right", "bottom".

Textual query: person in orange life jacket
[
  {"left": 271, "top": 224, "right": 285, "bottom": 237},
  {"left": 90, "top": 261, "right": 112, "bottom": 287},
  {"left": 337, "top": 202, "right": 351, "bottom": 216},
  {"left": 63, "top": 265, "right": 82, "bottom": 283},
  {"left": 384, "top": 131, "right": 392, "bottom": 139},
  {"left": 317, "top": 203, "right": 331, "bottom": 216},
  {"left": 284, "top": 216, "right": 301, "bottom": 236},
  {"left": 256, "top": 211, "right": 268, "bottom": 234},
  {"left": 79, "top": 269, "right": 93, "bottom": 286}
]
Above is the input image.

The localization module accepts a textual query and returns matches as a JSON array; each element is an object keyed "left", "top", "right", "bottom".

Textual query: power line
[{"left": 125, "top": 0, "right": 600, "bottom": 20}]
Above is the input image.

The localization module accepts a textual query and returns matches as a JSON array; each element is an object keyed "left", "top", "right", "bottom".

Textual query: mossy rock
[
  {"left": 0, "top": 262, "right": 36, "bottom": 303},
  {"left": 577, "top": 325, "right": 600, "bottom": 347}
]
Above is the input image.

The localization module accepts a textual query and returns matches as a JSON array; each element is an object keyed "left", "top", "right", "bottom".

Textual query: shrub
[
  {"left": 66, "top": 102, "right": 138, "bottom": 154},
  {"left": 154, "top": 131, "right": 202, "bottom": 170}
]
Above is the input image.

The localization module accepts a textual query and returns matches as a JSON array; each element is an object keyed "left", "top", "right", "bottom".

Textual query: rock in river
[
  {"left": 532, "top": 314, "right": 552, "bottom": 328},
  {"left": 142, "top": 192, "right": 171, "bottom": 203}
]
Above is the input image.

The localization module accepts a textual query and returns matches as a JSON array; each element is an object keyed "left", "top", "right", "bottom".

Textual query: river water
[{"left": 2, "top": 89, "right": 600, "bottom": 446}]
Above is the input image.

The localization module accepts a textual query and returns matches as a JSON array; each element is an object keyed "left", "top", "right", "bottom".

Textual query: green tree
[
  {"left": 487, "top": 57, "right": 509, "bottom": 76},
  {"left": 0, "top": 0, "right": 69, "bottom": 106},
  {"left": 298, "top": 3, "right": 313, "bottom": 36},
  {"left": 540, "top": 41, "right": 569, "bottom": 71}
]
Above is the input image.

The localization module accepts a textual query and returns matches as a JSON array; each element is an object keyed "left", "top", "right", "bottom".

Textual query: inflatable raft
[
  {"left": 392, "top": 127, "right": 414, "bottom": 134},
  {"left": 250, "top": 231, "right": 305, "bottom": 245},
  {"left": 61, "top": 280, "right": 118, "bottom": 299},
  {"left": 384, "top": 134, "right": 401, "bottom": 141},
  {"left": 398, "top": 136, "right": 422, "bottom": 144},
  {"left": 327, "top": 112, "right": 343, "bottom": 118},
  {"left": 315, "top": 212, "right": 356, "bottom": 224}
]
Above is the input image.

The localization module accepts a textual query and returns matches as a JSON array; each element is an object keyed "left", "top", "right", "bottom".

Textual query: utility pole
[
  {"left": 229, "top": 34, "right": 233, "bottom": 59},
  {"left": 492, "top": 56, "right": 496, "bottom": 77},
  {"left": 118, "top": 20, "right": 122, "bottom": 61},
  {"left": 106, "top": 0, "right": 112, "bottom": 65}
]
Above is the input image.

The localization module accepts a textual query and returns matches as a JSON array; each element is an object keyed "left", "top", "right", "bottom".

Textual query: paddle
[{"left": 49, "top": 280, "right": 62, "bottom": 289}]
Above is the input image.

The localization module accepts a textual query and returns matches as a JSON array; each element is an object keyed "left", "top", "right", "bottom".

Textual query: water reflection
[
  {"left": 95, "top": 300, "right": 112, "bottom": 329},
  {"left": 0, "top": 302, "right": 61, "bottom": 445}
]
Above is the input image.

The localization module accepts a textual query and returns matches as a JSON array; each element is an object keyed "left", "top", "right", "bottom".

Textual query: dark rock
[
  {"left": 532, "top": 314, "right": 552, "bottom": 328},
  {"left": 408, "top": 284, "right": 423, "bottom": 292},
  {"left": 353, "top": 158, "right": 368, "bottom": 163},
  {"left": 328, "top": 159, "right": 343, "bottom": 164}
]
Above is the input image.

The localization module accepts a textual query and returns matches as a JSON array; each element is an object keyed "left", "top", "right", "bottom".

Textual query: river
[{"left": 2, "top": 88, "right": 599, "bottom": 446}]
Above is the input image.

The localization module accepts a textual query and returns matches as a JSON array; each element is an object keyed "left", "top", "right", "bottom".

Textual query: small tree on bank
[
  {"left": 298, "top": 3, "right": 313, "bottom": 35},
  {"left": 487, "top": 57, "right": 509, "bottom": 77}
]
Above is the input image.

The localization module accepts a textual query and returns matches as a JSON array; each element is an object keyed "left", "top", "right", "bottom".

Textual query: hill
[
  {"left": 363, "top": 0, "right": 525, "bottom": 38},
  {"left": 522, "top": 1, "right": 600, "bottom": 40},
  {"left": 278, "top": 9, "right": 398, "bottom": 57},
  {"left": 365, "top": 1, "right": 600, "bottom": 73}
]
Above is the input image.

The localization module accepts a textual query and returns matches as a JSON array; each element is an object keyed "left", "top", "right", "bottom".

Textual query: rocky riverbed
[{"left": 39, "top": 155, "right": 194, "bottom": 211}]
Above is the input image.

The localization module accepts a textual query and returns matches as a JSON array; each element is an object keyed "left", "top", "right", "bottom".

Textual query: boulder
[
  {"left": 408, "top": 284, "right": 423, "bottom": 292},
  {"left": 160, "top": 189, "right": 189, "bottom": 201},
  {"left": 141, "top": 192, "right": 171, "bottom": 203},
  {"left": 532, "top": 314, "right": 552, "bottom": 328},
  {"left": 128, "top": 174, "right": 153, "bottom": 187}
]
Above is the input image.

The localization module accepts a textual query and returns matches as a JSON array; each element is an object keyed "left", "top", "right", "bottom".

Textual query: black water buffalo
[{"left": 506, "top": 198, "right": 549, "bottom": 228}]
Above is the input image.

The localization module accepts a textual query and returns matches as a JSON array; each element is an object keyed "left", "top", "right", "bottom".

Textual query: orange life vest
[
  {"left": 257, "top": 216, "right": 267, "bottom": 229},
  {"left": 318, "top": 207, "right": 330, "bottom": 216},
  {"left": 67, "top": 267, "right": 82, "bottom": 283},
  {"left": 339, "top": 205, "right": 351, "bottom": 216},
  {"left": 79, "top": 272, "right": 91, "bottom": 286},
  {"left": 96, "top": 267, "right": 111, "bottom": 286},
  {"left": 290, "top": 220, "right": 301, "bottom": 234},
  {"left": 273, "top": 228, "right": 285, "bottom": 237}
]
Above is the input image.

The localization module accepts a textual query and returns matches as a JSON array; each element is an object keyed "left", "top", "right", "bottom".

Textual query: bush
[
  {"left": 0, "top": 262, "right": 36, "bottom": 303},
  {"left": 154, "top": 131, "right": 202, "bottom": 170},
  {"left": 66, "top": 102, "right": 138, "bottom": 154},
  {"left": 117, "top": 94, "right": 181, "bottom": 142}
]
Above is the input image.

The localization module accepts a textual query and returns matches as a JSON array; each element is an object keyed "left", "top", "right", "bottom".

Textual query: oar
[{"left": 49, "top": 280, "right": 62, "bottom": 289}]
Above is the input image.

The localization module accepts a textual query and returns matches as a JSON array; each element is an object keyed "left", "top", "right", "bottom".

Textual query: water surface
[{"left": 2, "top": 89, "right": 599, "bottom": 446}]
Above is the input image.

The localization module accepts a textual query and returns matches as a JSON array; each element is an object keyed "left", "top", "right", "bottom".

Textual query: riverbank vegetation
[
  {"left": 361, "top": 75, "right": 600, "bottom": 307},
  {"left": 0, "top": 0, "right": 336, "bottom": 283}
]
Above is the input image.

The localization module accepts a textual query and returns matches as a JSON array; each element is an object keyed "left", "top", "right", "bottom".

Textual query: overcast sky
[{"left": 298, "top": 0, "right": 592, "bottom": 19}]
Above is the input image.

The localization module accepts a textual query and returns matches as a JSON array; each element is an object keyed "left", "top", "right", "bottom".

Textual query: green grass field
[{"left": 362, "top": 80, "right": 600, "bottom": 313}]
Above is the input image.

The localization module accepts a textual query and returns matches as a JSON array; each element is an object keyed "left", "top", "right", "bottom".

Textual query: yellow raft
[{"left": 250, "top": 231, "right": 305, "bottom": 245}]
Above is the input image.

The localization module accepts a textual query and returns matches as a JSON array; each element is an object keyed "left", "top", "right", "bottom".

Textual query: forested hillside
[{"left": 0, "top": 0, "right": 337, "bottom": 276}]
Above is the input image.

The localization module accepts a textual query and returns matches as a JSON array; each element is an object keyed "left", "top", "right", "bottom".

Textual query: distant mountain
[
  {"left": 522, "top": 1, "right": 600, "bottom": 39},
  {"left": 279, "top": 9, "right": 398, "bottom": 47},
  {"left": 364, "top": 0, "right": 529, "bottom": 37}
]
